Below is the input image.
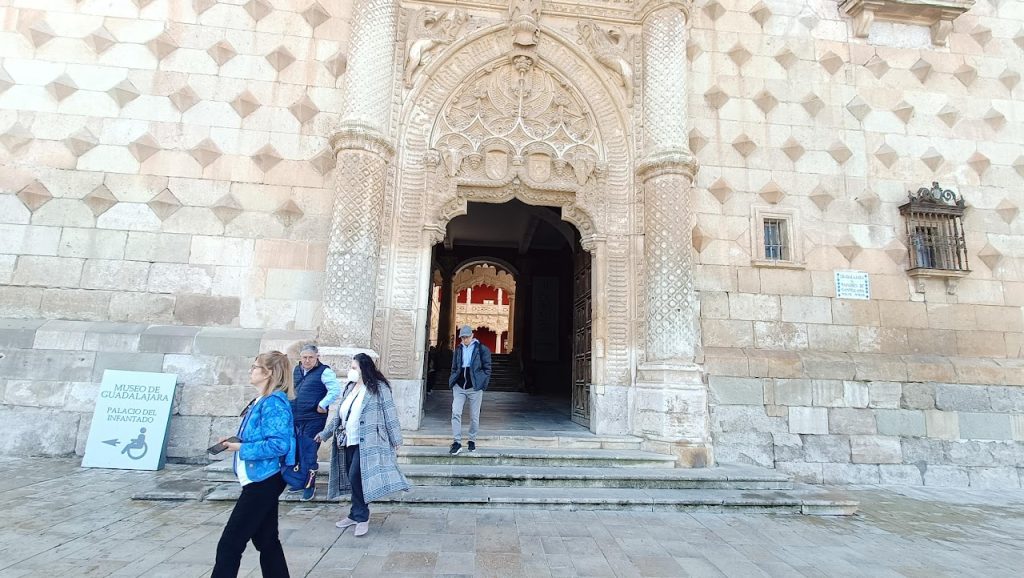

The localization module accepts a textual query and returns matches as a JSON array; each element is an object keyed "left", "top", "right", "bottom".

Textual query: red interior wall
[{"left": 475, "top": 327, "right": 497, "bottom": 351}]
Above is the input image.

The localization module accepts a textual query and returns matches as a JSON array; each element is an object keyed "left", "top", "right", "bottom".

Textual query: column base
[
  {"left": 317, "top": 346, "right": 423, "bottom": 431},
  {"left": 634, "top": 362, "right": 714, "bottom": 468}
]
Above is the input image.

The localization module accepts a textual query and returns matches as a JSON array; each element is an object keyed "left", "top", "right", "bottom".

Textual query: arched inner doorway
[{"left": 422, "top": 198, "right": 591, "bottom": 431}]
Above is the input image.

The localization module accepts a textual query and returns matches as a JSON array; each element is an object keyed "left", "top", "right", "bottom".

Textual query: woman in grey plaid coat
[{"left": 316, "top": 353, "right": 409, "bottom": 536}]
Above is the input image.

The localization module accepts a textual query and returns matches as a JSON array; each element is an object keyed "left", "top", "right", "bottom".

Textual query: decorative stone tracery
[{"left": 432, "top": 58, "right": 603, "bottom": 194}]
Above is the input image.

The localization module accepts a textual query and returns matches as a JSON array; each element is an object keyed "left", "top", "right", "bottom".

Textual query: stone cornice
[
  {"left": 329, "top": 123, "right": 395, "bottom": 158},
  {"left": 636, "top": 149, "right": 698, "bottom": 181},
  {"left": 839, "top": 0, "right": 975, "bottom": 45},
  {"left": 404, "top": 0, "right": 655, "bottom": 25}
]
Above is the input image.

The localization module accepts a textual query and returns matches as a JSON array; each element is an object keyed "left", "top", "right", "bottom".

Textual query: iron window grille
[
  {"left": 763, "top": 218, "right": 790, "bottom": 261},
  {"left": 898, "top": 182, "right": 968, "bottom": 273}
]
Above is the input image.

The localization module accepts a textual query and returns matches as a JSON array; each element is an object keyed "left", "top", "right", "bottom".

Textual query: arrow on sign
[{"left": 103, "top": 439, "right": 120, "bottom": 447}]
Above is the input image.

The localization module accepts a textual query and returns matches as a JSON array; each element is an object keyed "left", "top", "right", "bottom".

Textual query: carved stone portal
[{"left": 323, "top": 4, "right": 711, "bottom": 464}]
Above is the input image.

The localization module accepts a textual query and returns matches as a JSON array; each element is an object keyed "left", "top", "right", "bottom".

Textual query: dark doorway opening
[{"left": 422, "top": 199, "right": 591, "bottom": 432}]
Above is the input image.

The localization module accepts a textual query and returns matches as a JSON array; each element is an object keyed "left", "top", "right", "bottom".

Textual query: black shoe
[
  {"left": 468, "top": 441, "right": 476, "bottom": 452},
  {"left": 449, "top": 441, "right": 462, "bottom": 455}
]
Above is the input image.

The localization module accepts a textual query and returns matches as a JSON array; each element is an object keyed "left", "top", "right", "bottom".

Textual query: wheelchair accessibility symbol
[{"left": 102, "top": 428, "right": 148, "bottom": 461}]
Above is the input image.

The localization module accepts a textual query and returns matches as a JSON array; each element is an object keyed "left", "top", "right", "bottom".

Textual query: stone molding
[
  {"left": 636, "top": 150, "right": 699, "bottom": 181},
  {"left": 452, "top": 264, "right": 517, "bottom": 295},
  {"left": 838, "top": 0, "right": 975, "bottom": 45},
  {"left": 329, "top": 124, "right": 395, "bottom": 159},
  {"left": 637, "top": 0, "right": 693, "bottom": 23}
]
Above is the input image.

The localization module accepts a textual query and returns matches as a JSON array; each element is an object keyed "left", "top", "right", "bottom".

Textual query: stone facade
[{"left": 1, "top": 0, "right": 1023, "bottom": 486}]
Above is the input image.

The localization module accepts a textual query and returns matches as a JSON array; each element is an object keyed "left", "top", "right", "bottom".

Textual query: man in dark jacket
[
  {"left": 289, "top": 344, "right": 340, "bottom": 500},
  {"left": 448, "top": 325, "right": 492, "bottom": 455}
]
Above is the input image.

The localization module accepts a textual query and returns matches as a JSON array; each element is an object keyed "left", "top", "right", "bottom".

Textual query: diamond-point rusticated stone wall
[{"left": 1, "top": 0, "right": 1023, "bottom": 485}]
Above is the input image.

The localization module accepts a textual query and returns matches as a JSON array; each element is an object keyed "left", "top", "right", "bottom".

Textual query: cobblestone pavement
[{"left": 1, "top": 458, "right": 1023, "bottom": 577}]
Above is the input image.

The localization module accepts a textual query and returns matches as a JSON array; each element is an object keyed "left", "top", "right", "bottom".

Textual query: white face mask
[{"left": 347, "top": 368, "right": 360, "bottom": 383}]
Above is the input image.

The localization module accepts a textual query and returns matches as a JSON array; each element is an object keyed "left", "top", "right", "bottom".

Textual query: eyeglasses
[{"left": 250, "top": 365, "right": 267, "bottom": 372}]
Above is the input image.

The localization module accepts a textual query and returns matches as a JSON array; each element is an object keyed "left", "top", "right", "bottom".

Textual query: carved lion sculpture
[
  {"left": 577, "top": 21, "right": 634, "bottom": 105},
  {"left": 405, "top": 8, "right": 468, "bottom": 87}
]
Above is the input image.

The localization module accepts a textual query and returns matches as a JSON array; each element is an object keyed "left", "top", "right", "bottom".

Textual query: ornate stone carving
[
  {"left": 453, "top": 264, "right": 517, "bottom": 295},
  {"left": 639, "top": 2, "right": 699, "bottom": 364},
  {"left": 641, "top": 5, "right": 688, "bottom": 154},
  {"left": 509, "top": 0, "right": 541, "bottom": 49},
  {"left": 404, "top": 7, "right": 467, "bottom": 87},
  {"left": 577, "top": 20, "right": 634, "bottom": 105},
  {"left": 320, "top": 0, "right": 401, "bottom": 349},
  {"left": 431, "top": 58, "right": 602, "bottom": 190},
  {"left": 321, "top": 127, "right": 394, "bottom": 348},
  {"left": 340, "top": 0, "right": 400, "bottom": 133},
  {"left": 374, "top": 23, "right": 634, "bottom": 437}
]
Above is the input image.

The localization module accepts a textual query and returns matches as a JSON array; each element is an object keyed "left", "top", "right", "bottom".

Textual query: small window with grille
[
  {"left": 751, "top": 207, "right": 803, "bottom": 268},
  {"left": 899, "top": 182, "right": 969, "bottom": 273},
  {"left": 763, "top": 218, "right": 789, "bottom": 261}
]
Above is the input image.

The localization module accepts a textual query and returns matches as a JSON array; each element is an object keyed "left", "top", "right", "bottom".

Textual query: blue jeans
[
  {"left": 345, "top": 444, "right": 369, "bottom": 523},
  {"left": 295, "top": 417, "right": 326, "bottom": 471}
]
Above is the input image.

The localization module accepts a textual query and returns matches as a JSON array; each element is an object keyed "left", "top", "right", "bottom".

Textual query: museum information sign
[{"left": 82, "top": 370, "right": 177, "bottom": 471}]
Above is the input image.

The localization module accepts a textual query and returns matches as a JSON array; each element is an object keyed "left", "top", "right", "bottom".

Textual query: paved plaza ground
[{"left": 1, "top": 457, "right": 1022, "bottom": 577}]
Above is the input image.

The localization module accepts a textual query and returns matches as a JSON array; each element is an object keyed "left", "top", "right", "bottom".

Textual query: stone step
[
  {"left": 205, "top": 446, "right": 676, "bottom": 483},
  {"left": 401, "top": 432, "right": 644, "bottom": 451},
  {"left": 396, "top": 446, "right": 677, "bottom": 468},
  {"left": 399, "top": 464, "right": 791, "bottom": 490},
  {"left": 205, "top": 461, "right": 790, "bottom": 490},
  {"left": 200, "top": 483, "right": 857, "bottom": 515}
]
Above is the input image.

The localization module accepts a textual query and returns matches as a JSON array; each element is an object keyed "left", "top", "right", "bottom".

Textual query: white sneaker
[{"left": 336, "top": 517, "right": 357, "bottom": 529}]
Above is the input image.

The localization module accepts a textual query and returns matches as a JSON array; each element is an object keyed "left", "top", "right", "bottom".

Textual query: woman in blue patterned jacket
[
  {"left": 212, "top": 350, "right": 296, "bottom": 578},
  {"left": 316, "top": 352, "right": 409, "bottom": 537}
]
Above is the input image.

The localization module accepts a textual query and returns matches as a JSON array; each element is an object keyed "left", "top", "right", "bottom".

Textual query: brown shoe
[
  {"left": 354, "top": 522, "right": 369, "bottom": 537},
  {"left": 335, "top": 517, "right": 357, "bottom": 529}
]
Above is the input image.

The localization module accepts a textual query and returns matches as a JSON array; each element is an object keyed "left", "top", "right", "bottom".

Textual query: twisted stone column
[
  {"left": 636, "top": 1, "right": 710, "bottom": 467},
  {"left": 320, "top": 0, "right": 399, "bottom": 348}
]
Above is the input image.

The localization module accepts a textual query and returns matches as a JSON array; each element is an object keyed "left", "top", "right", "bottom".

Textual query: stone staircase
[
  {"left": 487, "top": 354, "right": 523, "bottom": 391},
  {"left": 200, "top": 434, "right": 858, "bottom": 515}
]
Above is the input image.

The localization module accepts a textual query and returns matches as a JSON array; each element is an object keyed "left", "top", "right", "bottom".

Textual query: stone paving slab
[{"left": 3, "top": 458, "right": 1024, "bottom": 577}]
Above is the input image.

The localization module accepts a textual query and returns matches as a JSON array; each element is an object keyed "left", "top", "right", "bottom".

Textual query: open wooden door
[{"left": 571, "top": 248, "right": 592, "bottom": 428}]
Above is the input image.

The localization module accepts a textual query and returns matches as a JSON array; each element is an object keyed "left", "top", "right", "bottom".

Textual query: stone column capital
[
  {"left": 638, "top": 0, "right": 693, "bottom": 23},
  {"left": 637, "top": 150, "right": 698, "bottom": 182},
  {"left": 330, "top": 124, "right": 395, "bottom": 158},
  {"left": 579, "top": 233, "right": 606, "bottom": 254}
]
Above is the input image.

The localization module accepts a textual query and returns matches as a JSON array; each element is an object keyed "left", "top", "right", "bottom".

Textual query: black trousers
[
  {"left": 212, "top": 473, "right": 289, "bottom": 578},
  {"left": 345, "top": 444, "right": 370, "bottom": 522}
]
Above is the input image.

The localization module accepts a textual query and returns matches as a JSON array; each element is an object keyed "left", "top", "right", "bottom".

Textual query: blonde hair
[{"left": 255, "top": 351, "right": 295, "bottom": 399}]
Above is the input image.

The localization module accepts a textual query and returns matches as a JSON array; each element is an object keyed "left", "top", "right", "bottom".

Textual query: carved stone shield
[
  {"left": 527, "top": 153, "right": 551, "bottom": 183},
  {"left": 485, "top": 149, "right": 509, "bottom": 180}
]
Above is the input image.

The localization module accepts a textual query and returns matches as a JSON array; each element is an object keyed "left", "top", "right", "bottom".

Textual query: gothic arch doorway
[
  {"left": 379, "top": 22, "right": 635, "bottom": 436},
  {"left": 421, "top": 198, "right": 592, "bottom": 432}
]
